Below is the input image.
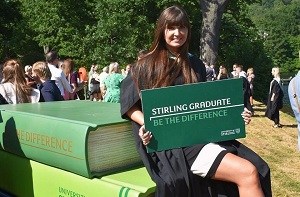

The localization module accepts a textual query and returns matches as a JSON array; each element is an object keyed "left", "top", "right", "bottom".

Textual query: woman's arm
[
  {"left": 126, "top": 104, "right": 144, "bottom": 126},
  {"left": 126, "top": 104, "right": 152, "bottom": 145}
]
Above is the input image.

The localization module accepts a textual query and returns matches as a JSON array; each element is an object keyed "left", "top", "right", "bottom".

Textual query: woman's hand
[
  {"left": 242, "top": 107, "right": 252, "bottom": 125},
  {"left": 139, "top": 125, "right": 152, "bottom": 146}
]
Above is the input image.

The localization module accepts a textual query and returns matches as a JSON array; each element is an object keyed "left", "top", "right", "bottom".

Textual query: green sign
[{"left": 141, "top": 78, "right": 246, "bottom": 153}]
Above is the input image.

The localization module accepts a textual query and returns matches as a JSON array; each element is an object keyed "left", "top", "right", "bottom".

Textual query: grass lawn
[{"left": 239, "top": 101, "right": 300, "bottom": 196}]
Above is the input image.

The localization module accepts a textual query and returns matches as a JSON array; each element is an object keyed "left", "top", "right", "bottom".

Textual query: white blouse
[{"left": 0, "top": 82, "right": 40, "bottom": 104}]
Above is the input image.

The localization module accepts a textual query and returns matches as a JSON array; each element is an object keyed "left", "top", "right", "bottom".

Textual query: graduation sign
[{"left": 141, "top": 78, "right": 246, "bottom": 153}]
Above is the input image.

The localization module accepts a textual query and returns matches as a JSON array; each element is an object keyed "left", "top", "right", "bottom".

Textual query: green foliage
[
  {"left": 83, "top": 0, "right": 201, "bottom": 68},
  {"left": 17, "top": 0, "right": 201, "bottom": 68},
  {"left": 249, "top": 0, "right": 300, "bottom": 73},
  {"left": 0, "top": 0, "right": 42, "bottom": 64},
  {"left": 19, "top": 0, "right": 95, "bottom": 65},
  {"left": 83, "top": 0, "right": 155, "bottom": 67},
  {"left": 219, "top": 12, "right": 273, "bottom": 101},
  {"left": 0, "top": 0, "right": 296, "bottom": 102}
]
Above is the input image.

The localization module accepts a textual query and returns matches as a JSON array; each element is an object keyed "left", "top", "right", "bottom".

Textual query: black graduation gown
[
  {"left": 265, "top": 79, "right": 284, "bottom": 120},
  {"left": 242, "top": 76, "right": 254, "bottom": 113},
  {"left": 120, "top": 55, "right": 272, "bottom": 197},
  {"left": 0, "top": 93, "right": 8, "bottom": 105}
]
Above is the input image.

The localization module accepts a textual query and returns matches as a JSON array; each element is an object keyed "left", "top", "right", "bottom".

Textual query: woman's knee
[
  {"left": 214, "top": 153, "right": 260, "bottom": 186},
  {"left": 237, "top": 161, "right": 260, "bottom": 186}
]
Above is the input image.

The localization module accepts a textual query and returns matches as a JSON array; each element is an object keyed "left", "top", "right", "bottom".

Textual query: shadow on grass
[
  {"left": 253, "top": 103, "right": 266, "bottom": 108},
  {"left": 252, "top": 114, "right": 265, "bottom": 118},
  {"left": 281, "top": 104, "right": 295, "bottom": 117},
  {"left": 253, "top": 108, "right": 266, "bottom": 113},
  {"left": 282, "top": 124, "right": 297, "bottom": 128},
  {"left": 254, "top": 101, "right": 295, "bottom": 117}
]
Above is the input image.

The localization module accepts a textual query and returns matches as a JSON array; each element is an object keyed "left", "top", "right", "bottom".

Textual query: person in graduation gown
[
  {"left": 120, "top": 5, "right": 272, "bottom": 197},
  {"left": 265, "top": 67, "right": 284, "bottom": 128}
]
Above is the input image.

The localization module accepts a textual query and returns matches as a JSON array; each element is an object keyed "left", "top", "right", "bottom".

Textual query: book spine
[
  {"left": 0, "top": 151, "right": 149, "bottom": 197},
  {"left": 0, "top": 111, "right": 91, "bottom": 178}
]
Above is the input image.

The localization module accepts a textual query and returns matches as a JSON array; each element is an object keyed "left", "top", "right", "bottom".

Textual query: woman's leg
[
  {"left": 212, "top": 153, "right": 264, "bottom": 197},
  {"left": 97, "top": 92, "right": 102, "bottom": 101}
]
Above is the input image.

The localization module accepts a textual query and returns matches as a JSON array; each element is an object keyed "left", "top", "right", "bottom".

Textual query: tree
[
  {"left": 199, "top": 0, "right": 229, "bottom": 65},
  {"left": 199, "top": 0, "right": 259, "bottom": 66},
  {"left": 7, "top": 0, "right": 275, "bottom": 101},
  {"left": 217, "top": 10, "right": 273, "bottom": 101},
  {"left": 198, "top": 0, "right": 274, "bottom": 101},
  {"left": 249, "top": 0, "right": 300, "bottom": 73},
  {"left": 0, "top": 0, "right": 42, "bottom": 64},
  {"left": 85, "top": 0, "right": 202, "bottom": 66},
  {"left": 20, "top": 0, "right": 95, "bottom": 64},
  {"left": 83, "top": 0, "right": 156, "bottom": 66},
  {"left": 19, "top": 0, "right": 201, "bottom": 67}
]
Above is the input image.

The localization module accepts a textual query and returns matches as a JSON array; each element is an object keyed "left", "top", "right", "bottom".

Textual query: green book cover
[
  {"left": 141, "top": 78, "right": 246, "bottom": 153},
  {"left": 0, "top": 150, "right": 154, "bottom": 197},
  {"left": 0, "top": 101, "right": 141, "bottom": 178},
  {"left": 102, "top": 168, "right": 156, "bottom": 196}
]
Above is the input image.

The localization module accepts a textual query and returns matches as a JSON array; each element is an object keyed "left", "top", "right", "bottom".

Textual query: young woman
[
  {"left": 265, "top": 67, "right": 284, "bottom": 128},
  {"left": 62, "top": 59, "right": 81, "bottom": 100},
  {"left": 247, "top": 67, "right": 255, "bottom": 106},
  {"left": 217, "top": 65, "right": 229, "bottom": 80},
  {"left": 120, "top": 5, "right": 271, "bottom": 197},
  {"left": 101, "top": 62, "right": 124, "bottom": 103},
  {"left": 0, "top": 59, "right": 40, "bottom": 104},
  {"left": 88, "top": 64, "right": 101, "bottom": 101}
]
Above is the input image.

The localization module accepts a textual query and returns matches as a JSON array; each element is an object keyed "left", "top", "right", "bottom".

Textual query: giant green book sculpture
[
  {"left": 0, "top": 150, "right": 155, "bottom": 197},
  {"left": 0, "top": 101, "right": 141, "bottom": 178},
  {"left": 141, "top": 78, "right": 246, "bottom": 153}
]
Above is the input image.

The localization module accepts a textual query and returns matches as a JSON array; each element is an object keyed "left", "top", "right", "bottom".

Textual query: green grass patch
[{"left": 242, "top": 101, "right": 300, "bottom": 196}]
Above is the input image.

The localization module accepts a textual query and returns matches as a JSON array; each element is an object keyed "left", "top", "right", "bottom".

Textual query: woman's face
[
  {"left": 164, "top": 25, "right": 188, "bottom": 53},
  {"left": 63, "top": 61, "right": 71, "bottom": 73}
]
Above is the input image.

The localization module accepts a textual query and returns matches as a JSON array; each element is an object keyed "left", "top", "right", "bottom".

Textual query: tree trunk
[{"left": 199, "top": 0, "right": 229, "bottom": 66}]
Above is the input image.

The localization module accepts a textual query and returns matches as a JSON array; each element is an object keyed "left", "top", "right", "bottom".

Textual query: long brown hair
[
  {"left": 2, "top": 59, "right": 32, "bottom": 103},
  {"left": 132, "top": 5, "right": 198, "bottom": 90}
]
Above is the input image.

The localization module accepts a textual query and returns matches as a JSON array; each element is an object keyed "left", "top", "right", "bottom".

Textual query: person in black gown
[
  {"left": 120, "top": 5, "right": 272, "bottom": 197},
  {"left": 265, "top": 67, "right": 284, "bottom": 128}
]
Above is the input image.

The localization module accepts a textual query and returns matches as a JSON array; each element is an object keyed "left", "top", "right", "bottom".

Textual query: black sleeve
[
  {"left": 242, "top": 77, "right": 253, "bottom": 111},
  {"left": 0, "top": 93, "right": 8, "bottom": 105},
  {"left": 120, "top": 73, "right": 141, "bottom": 119},
  {"left": 272, "top": 81, "right": 284, "bottom": 110},
  {"left": 189, "top": 54, "right": 206, "bottom": 82}
]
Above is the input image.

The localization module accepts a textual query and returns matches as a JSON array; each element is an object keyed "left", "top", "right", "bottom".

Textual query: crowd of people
[
  {"left": 0, "top": 4, "right": 297, "bottom": 197},
  {"left": 0, "top": 57, "right": 260, "bottom": 106},
  {"left": 0, "top": 50, "right": 131, "bottom": 104},
  {"left": 205, "top": 61, "right": 285, "bottom": 129}
]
